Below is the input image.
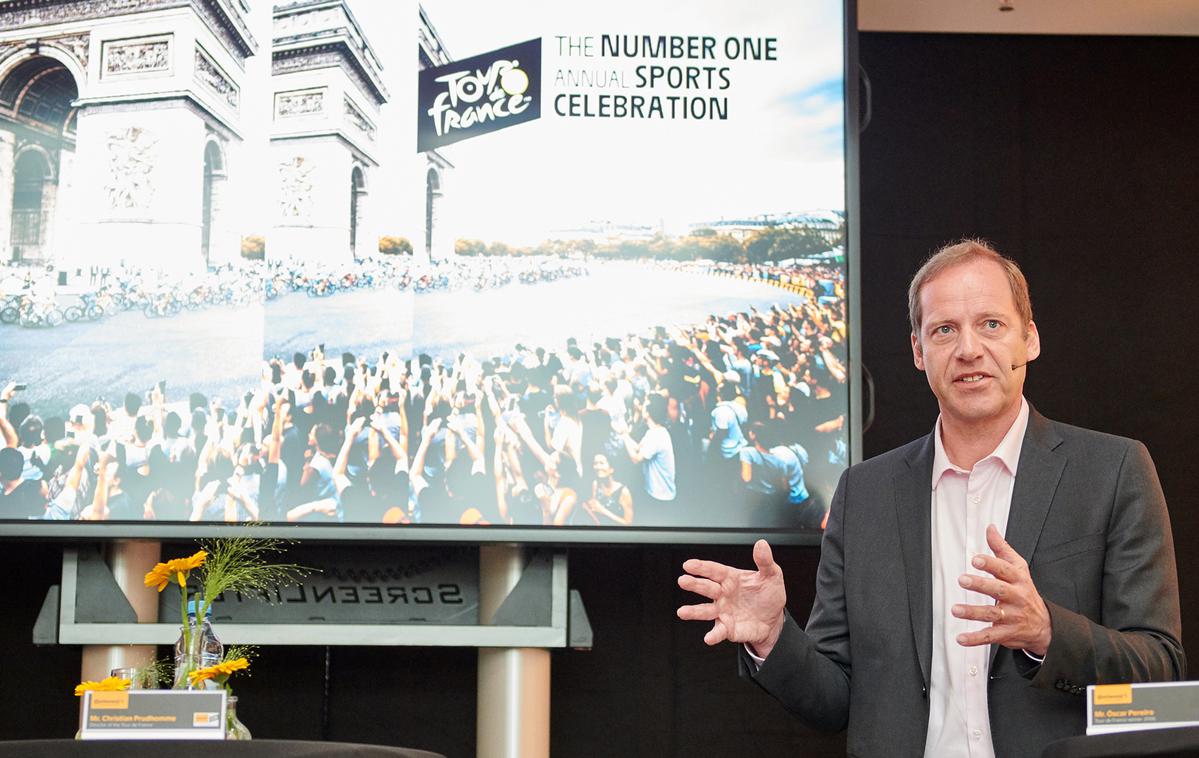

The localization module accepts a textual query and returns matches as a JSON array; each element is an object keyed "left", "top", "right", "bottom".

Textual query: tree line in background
[
  {"left": 453, "top": 224, "right": 844, "bottom": 264},
  {"left": 237, "top": 224, "right": 845, "bottom": 264}
]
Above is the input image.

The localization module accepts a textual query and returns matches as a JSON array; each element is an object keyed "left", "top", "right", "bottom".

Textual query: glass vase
[
  {"left": 173, "top": 619, "right": 201, "bottom": 689},
  {"left": 172, "top": 647, "right": 200, "bottom": 690},
  {"left": 174, "top": 615, "right": 223, "bottom": 689},
  {"left": 226, "top": 696, "right": 251, "bottom": 740},
  {"left": 111, "top": 666, "right": 158, "bottom": 689}
]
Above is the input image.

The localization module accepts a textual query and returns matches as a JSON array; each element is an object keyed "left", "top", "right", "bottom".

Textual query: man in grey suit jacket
[{"left": 678, "top": 241, "right": 1184, "bottom": 757}]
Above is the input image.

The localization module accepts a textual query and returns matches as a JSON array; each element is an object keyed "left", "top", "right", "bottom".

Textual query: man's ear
[
  {"left": 1025, "top": 321, "right": 1041, "bottom": 362},
  {"left": 911, "top": 332, "right": 925, "bottom": 371}
]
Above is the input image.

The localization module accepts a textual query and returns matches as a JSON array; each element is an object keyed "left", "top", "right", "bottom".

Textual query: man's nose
[{"left": 954, "top": 328, "right": 982, "bottom": 360}]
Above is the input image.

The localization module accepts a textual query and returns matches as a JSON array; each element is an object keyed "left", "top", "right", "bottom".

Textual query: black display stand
[{"left": 1042, "top": 726, "right": 1199, "bottom": 758}]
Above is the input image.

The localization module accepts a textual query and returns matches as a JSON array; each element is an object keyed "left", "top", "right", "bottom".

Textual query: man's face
[{"left": 911, "top": 258, "right": 1040, "bottom": 429}]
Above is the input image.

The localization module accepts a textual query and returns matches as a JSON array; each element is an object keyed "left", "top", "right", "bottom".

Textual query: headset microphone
[{"left": 1011, "top": 360, "right": 1031, "bottom": 371}]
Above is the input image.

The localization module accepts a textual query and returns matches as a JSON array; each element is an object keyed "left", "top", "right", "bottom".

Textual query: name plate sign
[
  {"left": 1087, "top": 682, "right": 1199, "bottom": 735},
  {"left": 81, "top": 690, "right": 226, "bottom": 740}
]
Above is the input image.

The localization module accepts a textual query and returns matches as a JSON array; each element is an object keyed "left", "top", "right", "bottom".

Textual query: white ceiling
[{"left": 858, "top": 0, "right": 1199, "bottom": 37}]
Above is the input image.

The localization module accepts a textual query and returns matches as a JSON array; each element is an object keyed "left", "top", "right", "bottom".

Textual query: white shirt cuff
[
  {"left": 744, "top": 644, "right": 766, "bottom": 671},
  {"left": 1022, "top": 649, "right": 1045, "bottom": 663}
]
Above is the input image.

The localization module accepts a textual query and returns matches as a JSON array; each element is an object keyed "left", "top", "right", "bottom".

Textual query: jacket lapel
[
  {"left": 894, "top": 434, "right": 935, "bottom": 689},
  {"left": 992, "top": 407, "right": 1066, "bottom": 667},
  {"left": 1003, "top": 408, "right": 1065, "bottom": 560}
]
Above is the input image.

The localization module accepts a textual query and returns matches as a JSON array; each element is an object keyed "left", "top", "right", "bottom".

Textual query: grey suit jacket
[{"left": 744, "top": 409, "right": 1185, "bottom": 758}]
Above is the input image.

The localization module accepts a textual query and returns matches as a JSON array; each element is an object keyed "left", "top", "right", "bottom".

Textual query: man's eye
[
  {"left": 935, "top": 325, "right": 953, "bottom": 335},
  {"left": 985, "top": 320, "right": 1001, "bottom": 329}
]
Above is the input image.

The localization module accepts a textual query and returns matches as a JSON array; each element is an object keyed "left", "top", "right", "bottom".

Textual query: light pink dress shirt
[{"left": 924, "top": 397, "right": 1029, "bottom": 758}]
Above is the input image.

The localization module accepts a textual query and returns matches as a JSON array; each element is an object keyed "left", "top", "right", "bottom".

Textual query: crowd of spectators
[
  {"left": 647, "top": 258, "right": 845, "bottom": 302},
  {"left": 0, "top": 261, "right": 847, "bottom": 530},
  {"left": 0, "top": 256, "right": 591, "bottom": 327}
]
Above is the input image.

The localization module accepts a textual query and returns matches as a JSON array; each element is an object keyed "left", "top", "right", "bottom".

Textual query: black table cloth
[
  {"left": 1042, "top": 726, "right": 1199, "bottom": 758},
  {"left": 0, "top": 740, "right": 446, "bottom": 758}
]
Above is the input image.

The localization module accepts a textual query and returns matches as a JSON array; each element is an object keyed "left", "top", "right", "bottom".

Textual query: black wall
[{"left": 2, "top": 32, "right": 1197, "bottom": 757}]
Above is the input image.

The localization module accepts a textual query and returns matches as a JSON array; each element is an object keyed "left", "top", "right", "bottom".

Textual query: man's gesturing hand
[
  {"left": 677, "top": 539, "right": 787, "bottom": 659},
  {"left": 952, "top": 524, "right": 1052, "bottom": 657}
]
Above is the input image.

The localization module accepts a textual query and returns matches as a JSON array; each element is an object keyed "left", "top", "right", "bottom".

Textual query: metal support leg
[
  {"left": 80, "top": 540, "right": 161, "bottom": 682},
  {"left": 476, "top": 545, "right": 550, "bottom": 758}
]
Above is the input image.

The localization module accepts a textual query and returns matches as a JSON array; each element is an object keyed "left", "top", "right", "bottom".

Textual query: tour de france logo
[{"left": 417, "top": 38, "right": 542, "bottom": 151}]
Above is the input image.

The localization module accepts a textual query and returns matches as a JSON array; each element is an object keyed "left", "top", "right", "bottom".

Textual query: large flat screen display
[{"left": 0, "top": 0, "right": 856, "bottom": 542}]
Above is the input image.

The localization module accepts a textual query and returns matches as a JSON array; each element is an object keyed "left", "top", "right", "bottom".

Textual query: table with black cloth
[
  {"left": 0, "top": 740, "right": 446, "bottom": 758},
  {"left": 1041, "top": 726, "right": 1199, "bottom": 758}
]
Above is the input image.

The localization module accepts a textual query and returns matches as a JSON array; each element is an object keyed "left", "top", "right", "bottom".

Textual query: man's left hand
[{"left": 952, "top": 524, "right": 1052, "bottom": 657}]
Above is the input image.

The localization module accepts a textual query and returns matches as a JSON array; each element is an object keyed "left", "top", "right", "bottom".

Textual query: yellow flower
[
  {"left": 74, "top": 676, "right": 130, "bottom": 697},
  {"left": 187, "top": 668, "right": 216, "bottom": 687},
  {"left": 213, "top": 658, "right": 250, "bottom": 676},
  {"left": 143, "top": 565, "right": 171, "bottom": 592},
  {"left": 143, "top": 550, "right": 207, "bottom": 593},
  {"left": 187, "top": 657, "right": 249, "bottom": 687}
]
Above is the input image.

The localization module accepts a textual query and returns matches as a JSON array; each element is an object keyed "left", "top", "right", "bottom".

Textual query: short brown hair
[{"left": 908, "top": 239, "right": 1033, "bottom": 338}]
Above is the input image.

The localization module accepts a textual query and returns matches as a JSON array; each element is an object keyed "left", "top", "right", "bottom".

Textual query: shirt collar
[{"left": 932, "top": 397, "right": 1030, "bottom": 489}]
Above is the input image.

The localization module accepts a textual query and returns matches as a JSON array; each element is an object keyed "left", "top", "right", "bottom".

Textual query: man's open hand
[
  {"left": 677, "top": 539, "right": 788, "bottom": 659},
  {"left": 952, "top": 524, "right": 1052, "bottom": 656}
]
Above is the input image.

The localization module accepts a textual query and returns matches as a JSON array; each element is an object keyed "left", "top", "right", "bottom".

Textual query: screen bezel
[{"left": 0, "top": 0, "right": 860, "bottom": 547}]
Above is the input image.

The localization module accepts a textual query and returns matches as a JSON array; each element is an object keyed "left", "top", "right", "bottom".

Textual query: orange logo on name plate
[
  {"left": 194, "top": 712, "right": 220, "bottom": 727},
  {"left": 1093, "top": 685, "right": 1133, "bottom": 705},
  {"left": 90, "top": 692, "right": 129, "bottom": 709}
]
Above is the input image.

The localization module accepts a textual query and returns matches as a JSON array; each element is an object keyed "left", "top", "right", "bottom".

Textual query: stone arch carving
[
  {"left": 349, "top": 163, "right": 367, "bottom": 257},
  {"left": 201, "top": 136, "right": 229, "bottom": 265},
  {"left": 424, "top": 164, "right": 443, "bottom": 260},
  {"left": 203, "top": 134, "right": 227, "bottom": 176},
  {"left": 14, "top": 142, "right": 56, "bottom": 182},
  {"left": 0, "top": 45, "right": 87, "bottom": 101}
]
